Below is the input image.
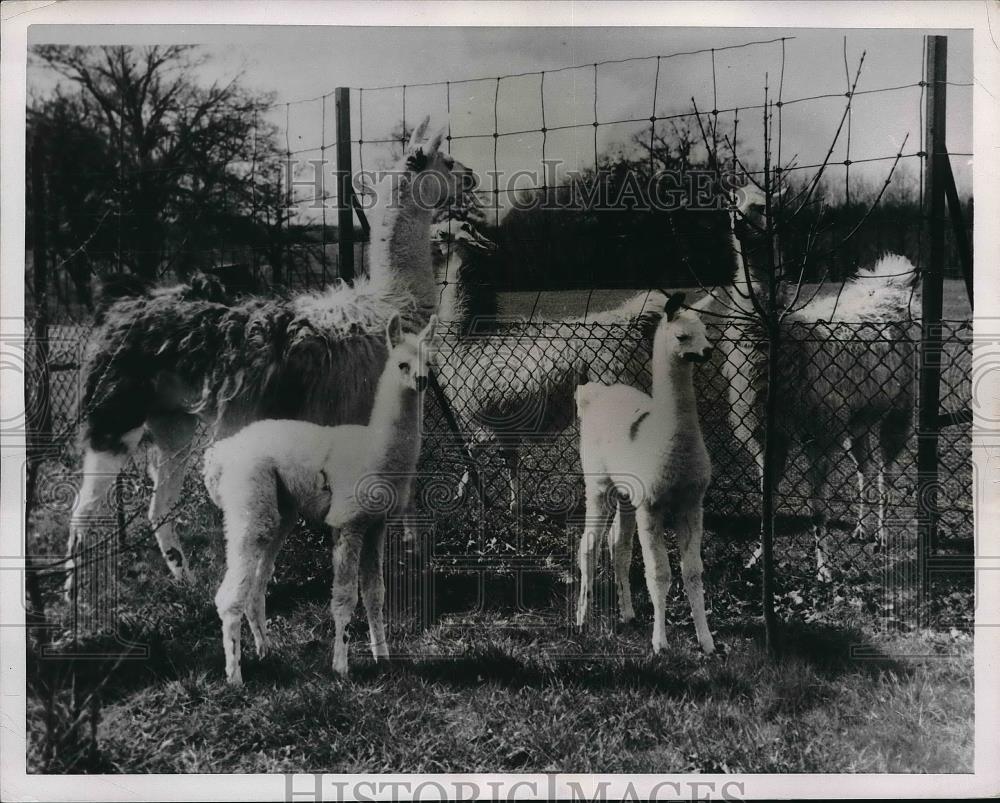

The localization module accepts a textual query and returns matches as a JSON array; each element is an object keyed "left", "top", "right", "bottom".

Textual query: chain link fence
[{"left": 31, "top": 315, "right": 973, "bottom": 561}]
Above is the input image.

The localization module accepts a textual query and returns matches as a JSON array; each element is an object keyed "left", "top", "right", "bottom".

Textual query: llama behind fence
[
  {"left": 575, "top": 293, "right": 715, "bottom": 655},
  {"left": 710, "top": 190, "right": 918, "bottom": 579},
  {"left": 65, "top": 118, "right": 470, "bottom": 594},
  {"left": 431, "top": 220, "right": 667, "bottom": 512},
  {"left": 206, "top": 315, "right": 439, "bottom": 683}
]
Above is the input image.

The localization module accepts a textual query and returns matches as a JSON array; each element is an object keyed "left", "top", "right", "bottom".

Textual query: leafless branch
[
  {"left": 783, "top": 133, "right": 909, "bottom": 317},
  {"left": 786, "top": 51, "right": 867, "bottom": 216}
]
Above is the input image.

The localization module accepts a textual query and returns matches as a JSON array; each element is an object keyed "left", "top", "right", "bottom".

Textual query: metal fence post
[
  {"left": 918, "top": 35, "right": 947, "bottom": 570},
  {"left": 335, "top": 87, "right": 355, "bottom": 283}
]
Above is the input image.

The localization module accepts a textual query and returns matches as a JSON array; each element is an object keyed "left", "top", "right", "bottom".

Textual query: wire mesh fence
[{"left": 27, "top": 315, "right": 973, "bottom": 605}]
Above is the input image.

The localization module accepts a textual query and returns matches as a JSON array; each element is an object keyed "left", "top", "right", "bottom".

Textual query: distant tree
[
  {"left": 28, "top": 45, "right": 296, "bottom": 291},
  {"left": 495, "top": 114, "right": 739, "bottom": 290}
]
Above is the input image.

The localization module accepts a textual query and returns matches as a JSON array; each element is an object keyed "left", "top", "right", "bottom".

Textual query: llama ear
[
  {"left": 664, "top": 292, "right": 686, "bottom": 321},
  {"left": 385, "top": 314, "right": 404, "bottom": 349},
  {"left": 420, "top": 314, "right": 439, "bottom": 344},
  {"left": 407, "top": 116, "right": 431, "bottom": 151},
  {"left": 426, "top": 126, "right": 446, "bottom": 155}
]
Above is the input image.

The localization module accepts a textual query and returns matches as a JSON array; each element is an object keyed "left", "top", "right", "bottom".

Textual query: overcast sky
[{"left": 28, "top": 25, "right": 973, "bottom": 221}]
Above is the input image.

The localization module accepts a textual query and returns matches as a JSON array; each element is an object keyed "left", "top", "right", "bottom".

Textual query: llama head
[
  {"left": 431, "top": 220, "right": 497, "bottom": 256},
  {"left": 404, "top": 116, "right": 477, "bottom": 212},
  {"left": 385, "top": 313, "right": 439, "bottom": 393},
  {"left": 659, "top": 293, "right": 711, "bottom": 364}
]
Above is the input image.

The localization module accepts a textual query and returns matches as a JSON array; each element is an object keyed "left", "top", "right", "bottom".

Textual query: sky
[{"left": 27, "top": 25, "right": 973, "bottom": 222}]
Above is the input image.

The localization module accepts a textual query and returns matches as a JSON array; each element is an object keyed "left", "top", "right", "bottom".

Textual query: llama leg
[
  {"left": 330, "top": 523, "right": 364, "bottom": 676},
  {"left": 878, "top": 408, "right": 910, "bottom": 547},
  {"left": 146, "top": 413, "right": 199, "bottom": 582},
  {"left": 676, "top": 505, "right": 715, "bottom": 654},
  {"left": 65, "top": 430, "right": 142, "bottom": 599},
  {"left": 214, "top": 512, "right": 263, "bottom": 686},
  {"left": 455, "top": 440, "right": 487, "bottom": 502},
  {"left": 245, "top": 509, "right": 295, "bottom": 658},
  {"left": 847, "top": 428, "right": 872, "bottom": 541},
  {"left": 359, "top": 521, "right": 390, "bottom": 663},
  {"left": 608, "top": 497, "right": 637, "bottom": 624},
  {"left": 576, "top": 485, "right": 613, "bottom": 628},
  {"left": 877, "top": 469, "right": 887, "bottom": 548},
  {"left": 805, "top": 451, "right": 833, "bottom": 582},
  {"left": 635, "top": 504, "right": 672, "bottom": 654},
  {"left": 746, "top": 434, "right": 789, "bottom": 569},
  {"left": 499, "top": 442, "right": 520, "bottom": 515}
]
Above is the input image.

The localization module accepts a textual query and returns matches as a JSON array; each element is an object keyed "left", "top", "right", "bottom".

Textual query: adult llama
[
  {"left": 702, "top": 188, "right": 918, "bottom": 580},
  {"left": 65, "top": 118, "right": 472, "bottom": 592},
  {"left": 430, "top": 218, "right": 668, "bottom": 513}
]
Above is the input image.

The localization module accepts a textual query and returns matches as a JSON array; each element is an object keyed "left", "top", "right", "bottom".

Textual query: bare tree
[{"left": 29, "top": 45, "right": 290, "bottom": 284}]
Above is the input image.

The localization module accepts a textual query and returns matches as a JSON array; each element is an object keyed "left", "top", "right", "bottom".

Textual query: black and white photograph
[{"left": 1, "top": 1, "right": 998, "bottom": 799}]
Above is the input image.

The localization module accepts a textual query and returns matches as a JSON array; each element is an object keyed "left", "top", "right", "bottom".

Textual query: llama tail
[
  {"left": 842, "top": 253, "right": 919, "bottom": 319},
  {"left": 796, "top": 253, "right": 919, "bottom": 322},
  {"left": 858, "top": 253, "right": 919, "bottom": 296}
]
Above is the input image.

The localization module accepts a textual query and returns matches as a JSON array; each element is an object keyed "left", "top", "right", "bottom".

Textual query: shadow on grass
[
  {"left": 732, "top": 618, "right": 911, "bottom": 680},
  {"left": 347, "top": 615, "right": 915, "bottom": 715},
  {"left": 89, "top": 611, "right": 911, "bottom": 703}
]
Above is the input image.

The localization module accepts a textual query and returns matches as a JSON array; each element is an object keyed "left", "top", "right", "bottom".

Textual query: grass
[
  {"left": 26, "top": 487, "right": 974, "bottom": 774},
  {"left": 45, "top": 607, "right": 974, "bottom": 774}
]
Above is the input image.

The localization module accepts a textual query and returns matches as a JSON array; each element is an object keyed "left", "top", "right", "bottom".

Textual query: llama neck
[
  {"left": 366, "top": 369, "right": 423, "bottom": 472},
  {"left": 729, "top": 212, "right": 753, "bottom": 301},
  {"left": 436, "top": 248, "right": 499, "bottom": 336},
  {"left": 652, "top": 354, "right": 699, "bottom": 429},
  {"left": 367, "top": 172, "right": 437, "bottom": 313},
  {"left": 435, "top": 251, "right": 464, "bottom": 323}
]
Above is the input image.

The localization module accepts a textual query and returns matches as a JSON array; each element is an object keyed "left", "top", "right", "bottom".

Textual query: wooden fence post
[
  {"left": 918, "top": 35, "right": 947, "bottom": 575},
  {"left": 335, "top": 87, "right": 355, "bottom": 283},
  {"left": 940, "top": 159, "right": 973, "bottom": 310}
]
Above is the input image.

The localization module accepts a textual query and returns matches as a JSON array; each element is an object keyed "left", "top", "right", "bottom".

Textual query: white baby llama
[
  {"left": 204, "top": 315, "right": 438, "bottom": 683},
  {"left": 575, "top": 293, "right": 715, "bottom": 655}
]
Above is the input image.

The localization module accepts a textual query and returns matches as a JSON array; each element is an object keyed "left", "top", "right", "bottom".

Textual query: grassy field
[
  {"left": 25, "top": 277, "right": 974, "bottom": 773},
  {"left": 28, "top": 554, "right": 975, "bottom": 773},
  {"left": 56, "top": 618, "right": 974, "bottom": 774},
  {"left": 26, "top": 462, "right": 974, "bottom": 773}
]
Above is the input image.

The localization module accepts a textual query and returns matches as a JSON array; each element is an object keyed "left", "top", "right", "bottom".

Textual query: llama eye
[
  {"left": 398, "top": 363, "right": 410, "bottom": 373},
  {"left": 677, "top": 334, "right": 691, "bottom": 342}
]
